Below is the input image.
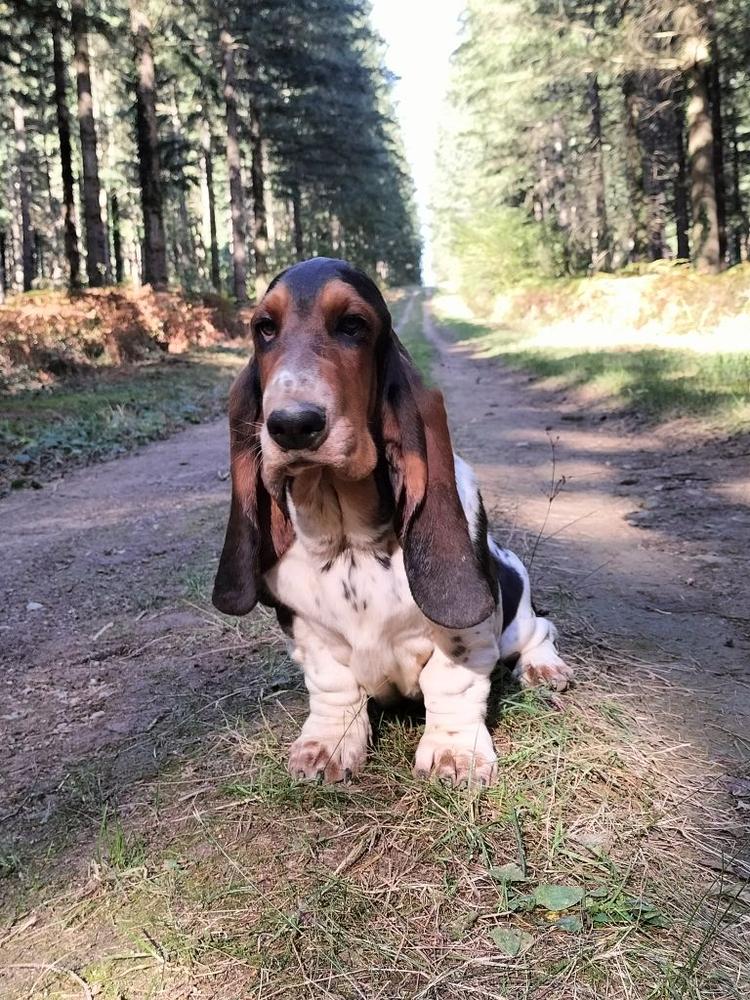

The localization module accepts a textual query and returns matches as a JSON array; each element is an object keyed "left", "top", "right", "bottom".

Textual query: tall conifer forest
[
  {"left": 0, "top": 0, "right": 421, "bottom": 302},
  {"left": 433, "top": 0, "right": 750, "bottom": 300}
]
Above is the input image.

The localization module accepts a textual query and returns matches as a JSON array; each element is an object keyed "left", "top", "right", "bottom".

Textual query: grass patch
[
  {"left": 434, "top": 296, "right": 750, "bottom": 429},
  {"left": 97, "top": 808, "right": 148, "bottom": 872},
  {"left": 2, "top": 659, "right": 746, "bottom": 999},
  {"left": 0, "top": 345, "right": 247, "bottom": 494},
  {"left": 391, "top": 288, "right": 435, "bottom": 380}
]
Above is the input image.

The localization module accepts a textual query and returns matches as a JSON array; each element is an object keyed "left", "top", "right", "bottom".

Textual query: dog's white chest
[{"left": 265, "top": 540, "right": 434, "bottom": 700}]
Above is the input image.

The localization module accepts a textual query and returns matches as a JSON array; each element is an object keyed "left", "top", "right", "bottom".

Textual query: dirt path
[
  {"left": 423, "top": 302, "right": 750, "bottom": 771},
  {"left": 0, "top": 420, "right": 294, "bottom": 854},
  {"left": 1, "top": 301, "right": 748, "bottom": 863}
]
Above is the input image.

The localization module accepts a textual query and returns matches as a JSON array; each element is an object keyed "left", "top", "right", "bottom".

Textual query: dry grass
[
  {"left": 477, "top": 263, "right": 750, "bottom": 342},
  {"left": 1, "top": 599, "right": 747, "bottom": 1000}
]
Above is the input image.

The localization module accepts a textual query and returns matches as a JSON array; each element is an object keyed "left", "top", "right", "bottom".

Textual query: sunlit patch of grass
[
  {"left": 97, "top": 808, "right": 148, "bottom": 873},
  {"left": 0, "top": 345, "right": 248, "bottom": 494},
  {"left": 392, "top": 287, "right": 435, "bottom": 380},
  {"left": 434, "top": 298, "right": 750, "bottom": 428}
]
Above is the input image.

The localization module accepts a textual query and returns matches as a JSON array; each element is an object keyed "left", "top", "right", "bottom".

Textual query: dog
[{"left": 213, "top": 258, "right": 572, "bottom": 785}]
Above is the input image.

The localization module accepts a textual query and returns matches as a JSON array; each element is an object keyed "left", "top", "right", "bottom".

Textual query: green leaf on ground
[
  {"left": 554, "top": 914, "right": 583, "bottom": 933},
  {"left": 489, "top": 926, "right": 534, "bottom": 957},
  {"left": 534, "top": 884, "right": 585, "bottom": 910},
  {"left": 490, "top": 862, "right": 526, "bottom": 883}
]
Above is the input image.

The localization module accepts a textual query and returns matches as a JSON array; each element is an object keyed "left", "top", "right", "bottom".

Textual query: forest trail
[
  {"left": 2, "top": 299, "right": 749, "bottom": 852},
  {"left": 0, "top": 416, "right": 294, "bottom": 845}
]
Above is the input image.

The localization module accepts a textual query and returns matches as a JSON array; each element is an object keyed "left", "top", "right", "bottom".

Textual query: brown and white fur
[{"left": 213, "top": 258, "right": 572, "bottom": 786}]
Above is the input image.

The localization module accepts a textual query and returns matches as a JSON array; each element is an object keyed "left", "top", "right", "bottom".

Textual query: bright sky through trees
[{"left": 370, "top": 0, "right": 463, "bottom": 281}]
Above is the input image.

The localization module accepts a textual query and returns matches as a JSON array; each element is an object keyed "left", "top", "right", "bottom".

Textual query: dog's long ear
[
  {"left": 212, "top": 361, "right": 292, "bottom": 615},
  {"left": 380, "top": 336, "right": 496, "bottom": 630}
]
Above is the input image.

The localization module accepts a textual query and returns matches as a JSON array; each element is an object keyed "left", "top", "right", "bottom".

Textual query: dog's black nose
[{"left": 266, "top": 404, "right": 327, "bottom": 451}]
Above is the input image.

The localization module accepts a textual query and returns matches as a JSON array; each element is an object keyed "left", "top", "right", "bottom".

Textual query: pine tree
[
  {"left": 51, "top": 3, "right": 81, "bottom": 289},
  {"left": 130, "top": 0, "right": 168, "bottom": 288},
  {"left": 0, "top": 0, "right": 420, "bottom": 297},
  {"left": 71, "top": 0, "right": 108, "bottom": 285}
]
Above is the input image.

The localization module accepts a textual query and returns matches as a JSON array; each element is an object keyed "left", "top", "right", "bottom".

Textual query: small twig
[
  {"left": 528, "top": 431, "right": 566, "bottom": 570},
  {"left": 509, "top": 805, "right": 527, "bottom": 877},
  {"left": 333, "top": 830, "right": 379, "bottom": 876},
  {"left": 91, "top": 620, "right": 113, "bottom": 641}
]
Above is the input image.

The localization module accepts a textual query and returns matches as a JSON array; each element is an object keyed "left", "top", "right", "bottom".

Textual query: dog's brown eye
[
  {"left": 337, "top": 315, "right": 366, "bottom": 338},
  {"left": 255, "top": 318, "right": 277, "bottom": 342}
]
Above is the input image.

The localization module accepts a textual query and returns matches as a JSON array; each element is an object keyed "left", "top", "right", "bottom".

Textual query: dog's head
[
  {"left": 212, "top": 257, "right": 495, "bottom": 629},
  {"left": 251, "top": 257, "right": 389, "bottom": 494}
]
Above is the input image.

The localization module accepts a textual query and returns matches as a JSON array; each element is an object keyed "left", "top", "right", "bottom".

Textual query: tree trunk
[
  {"left": 201, "top": 119, "right": 221, "bottom": 291},
  {"left": 0, "top": 232, "right": 7, "bottom": 303},
  {"left": 729, "top": 103, "right": 748, "bottom": 262},
  {"left": 111, "top": 191, "right": 124, "bottom": 283},
  {"left": 169, "top": 85, "right": 195, "bottom": 285},
  {"left": 13, "top": 102, "right": 34, "bottom": 292},
  {"left": 622, "top": 75, "right": 648, "bottom": 262},
  {"left": 71, "top": 0, "right": 107, "bottom": 286},
  {"left": 131, "top": 1, "right": 168, "bottom": 289},
  {"left": 291, "top": 184, "right": 304, "bottom": 260},
  {"left": 586, "top": 73, "right": 609, "bottom": 271},
  {"left": 52, "top": 17, "right": 82, "bottom": 289},
  {"left": 677, "top": 3, "right": 721, "bottom": 273},
  {"left": 249, "top": 101, "right": 269, "bottom": 296},
  {"left": 220, "top": 28, "right": 248, "bottom": 303},
  {"left": 102, "top": 191, "right": 112, "bottom": 283},
  {"left": 640, "top": 76, "right": 669, "bottom": 262},
  {"left": 706, "top": 2, "right": 726, "bottom": 264},
  {"left": 673, "top": 94, "right": 691, "bottom": 260}
]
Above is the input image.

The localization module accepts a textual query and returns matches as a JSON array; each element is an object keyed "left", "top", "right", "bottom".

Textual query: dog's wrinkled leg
[
  {"left": 414, "top": 624, "right": 499, "bottom": 787},
  {"left": 288, "top": 624, "right": 370, "bottom": 783}
]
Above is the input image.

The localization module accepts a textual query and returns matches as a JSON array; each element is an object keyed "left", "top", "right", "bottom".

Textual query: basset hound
[{"left": 213, "top": 258, "right": 573, "bottom": 786}]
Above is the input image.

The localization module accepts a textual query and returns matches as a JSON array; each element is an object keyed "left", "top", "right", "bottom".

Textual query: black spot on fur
[
  {"left": 273, "top": 602, "right": 295, "bottom": 638},
  {"left": 451, "top": 641, "right": 468, "bottom": 659},
  {"left": 375, "top": 552, "right": 391, "bottom": 570},
  {"left": 472, "top": 495, "right": 499, "bottom": 604},
  {"left": 494, "top": 550, "right": 524, "bottom": 631}
]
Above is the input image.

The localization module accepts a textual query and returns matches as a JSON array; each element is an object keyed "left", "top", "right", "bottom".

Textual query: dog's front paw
[
  {"left": 513, "top": 647, "right": 573, "bottom": 692},
  {"left": 288, "top": 721, "right": 369, "bottom": 783},
  {"left": 414, "top": 724, "right": 498, "bottom": 787}
]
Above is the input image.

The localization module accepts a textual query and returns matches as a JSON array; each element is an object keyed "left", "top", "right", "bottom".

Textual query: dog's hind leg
[{"left": 491, "top": 540, "right": 574, "bottom": 692}]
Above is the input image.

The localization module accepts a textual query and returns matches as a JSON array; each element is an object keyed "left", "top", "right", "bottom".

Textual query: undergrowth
[{"left": 0, "top": 346, "right": 247, "bottom": 495}]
